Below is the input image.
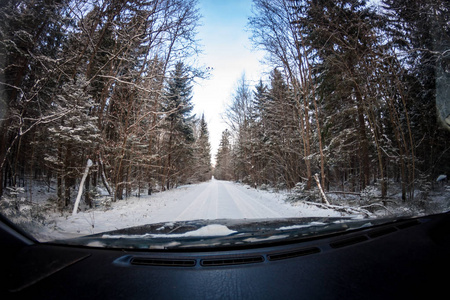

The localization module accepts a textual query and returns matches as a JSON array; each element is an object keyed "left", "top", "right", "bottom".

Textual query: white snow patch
[
  {"left": 277, "top": 222, "right": 327, "bottom": 231},
  {"left": 156, "top": 222, "right": 175, "bottom": 231},
  {"left": 102, "top": 224, "right": 237, "bottom": 239},
  {"left": 86, "top": 241, "right": 106, "bottom": 247},
  {"left": 243, "top": 235, "right": 289, "bottom": 243},
  {"left": 437, "top": 174, "right": 447, "bottom": 182},
  {"left": 149, "top": 241, "right": 181, "bottom": 249}
]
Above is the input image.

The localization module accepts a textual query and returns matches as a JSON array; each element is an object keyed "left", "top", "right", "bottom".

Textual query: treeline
[
  {"left": 215, "top": 0, "right": 450, "bottom": 202},
  {"left": 0, "top": 0, "right": 211, "bottom": 206}
]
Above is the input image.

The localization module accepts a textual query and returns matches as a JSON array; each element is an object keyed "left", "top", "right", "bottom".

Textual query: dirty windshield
[{"left": 0, "top": 0, "right": 449, "bottom": 247}]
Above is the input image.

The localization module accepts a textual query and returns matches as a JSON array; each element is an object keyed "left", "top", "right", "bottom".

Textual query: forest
[
  {"left": 214, "top": 0, "right": 450, "bottom": 206},
  {"left": 0, "top": 0, "right": 211, "bottom": 207},
  {"left": 1, "top": 0, "right": 450, "bottom": 215}
]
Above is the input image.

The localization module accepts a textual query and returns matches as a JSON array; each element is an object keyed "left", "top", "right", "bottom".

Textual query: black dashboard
[{"left": 1, "top": 212, "right": 450, "bottom": 299}]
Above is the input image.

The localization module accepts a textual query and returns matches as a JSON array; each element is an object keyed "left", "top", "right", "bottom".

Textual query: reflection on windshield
[{"left": 0, "top": 0, "right": 449, "bottom": 246}]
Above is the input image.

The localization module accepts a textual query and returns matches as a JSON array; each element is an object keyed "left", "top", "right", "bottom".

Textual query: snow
[
  {"left": 243, "top": 235, "right": 289, "bottom": 243},
  {"left": 101, "top": 224, "right": 237, "bottom": 239},
  {"left": 34, "top": 179, "right": 356, "bottom": 242},
  {"left": 437, "top": 174, "right": 447, "bottom": 182},
  {"left": 277, "top": 222, "right": 327, "bottom": 231}
]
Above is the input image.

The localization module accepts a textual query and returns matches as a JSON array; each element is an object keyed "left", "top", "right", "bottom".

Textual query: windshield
[{"left": 0, "top": 0, "right": 449, "bottom": 248}]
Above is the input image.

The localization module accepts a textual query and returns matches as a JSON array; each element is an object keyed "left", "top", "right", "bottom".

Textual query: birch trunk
[{"left": 72, "top": 159, "right": 93, "bottom": 215}]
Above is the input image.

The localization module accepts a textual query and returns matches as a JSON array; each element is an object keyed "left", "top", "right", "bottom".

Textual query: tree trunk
[
  {"left": 73, "top": 159, "right": 93, "bottom": 215},
  {"left": 355, "top": 88, "right": 370, "bottom": 190}
]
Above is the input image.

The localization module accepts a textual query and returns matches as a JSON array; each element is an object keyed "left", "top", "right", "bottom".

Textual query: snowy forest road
[
  {"left": 49, "top": 179, "right": 345, "bottom": 241},
  {"left": 51, "top": 179, "right": 300, "bottom": 240},
  {"left": 151, "top": 179, "right": 299, "bottom": 223}
]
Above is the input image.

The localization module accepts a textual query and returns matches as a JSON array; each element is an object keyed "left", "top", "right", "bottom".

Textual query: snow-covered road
[
  {"left": 155, "top": 179, "right": 294, "bottom": 221},
  {"left": 43, "top": 179, "right": 347, "bottom": 241}
]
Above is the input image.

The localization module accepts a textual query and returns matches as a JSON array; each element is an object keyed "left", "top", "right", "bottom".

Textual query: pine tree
[
  {"left": 45, "top": 77, "right": 99, "bottom": 206},
  {"left": 193, "top": 114, "right": 212, "bottom": 181},
  {"left": 214, "top": 130, "right": 233, "bottom": 181},
  {"left": 161, "top": 61, "right": 195, "bottom": 189},
  {"left": 382, "top": 0, "right": 450, "bottom": 185},
  {"left": 303, "top": 0, "right": 381, "bottom": 191},
  {"left": 250, "top": 80, "right": 270, "bottom": 185},
  {"left": 0, "top": 0, "right": 70, "bottom": 196}
]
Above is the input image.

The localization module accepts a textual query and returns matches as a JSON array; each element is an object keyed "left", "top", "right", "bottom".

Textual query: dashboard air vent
[
  {"left": 368, "top": 226, "right": 397, "bottom": 238},
  {"left": 396, "top": 219, "right": 420, "bottom": 229},
  {"left": 201, "top": 255, "right": 264, "bottom": 267},
  {"left": 330, "top": 235, "right": 368, "bottom": 249},
  {"left": 267, "top": 247, "right": 321, "bottom": 261},
  {"left": 130, "top": 257, "right": 196, "bottom": 267}
]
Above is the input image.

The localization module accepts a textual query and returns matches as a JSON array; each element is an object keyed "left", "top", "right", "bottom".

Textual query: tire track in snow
[
  {"left": 173, "top": 180, "right": 220, "bottom": 220},
  {"left": 221, "top": 181, "right": 283, "bottom": 218},
  {"left": 172, "top": 180, "right": 284, "bottom": 221}
]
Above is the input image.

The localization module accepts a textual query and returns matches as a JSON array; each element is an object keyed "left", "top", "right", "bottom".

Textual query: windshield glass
[{"left": 0, "top": 0, "right": 449, "bottom": 248}]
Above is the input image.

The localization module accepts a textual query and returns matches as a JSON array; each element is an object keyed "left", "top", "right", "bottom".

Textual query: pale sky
[{"left": 191, "top": 0, "right": 266, "bottom": 164}]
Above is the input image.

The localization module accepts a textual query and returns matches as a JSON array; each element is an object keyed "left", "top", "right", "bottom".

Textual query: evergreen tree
[
  {"left": 162, "top": 61, "right": 195, "bottom": 189},
  {"left": 45, "top": 77, "right": 99, "bottom": 206},
  {"left": 382, "top": 0, "right": 450, "bottom": 183},
  {"left": 250, "top": 80, "right": 270, "bottom": 185},
  {"left": 193, "top": 114, "right": 212, "bottom": 181},
  {"left": 214, "top": 130, "right": 233, "bottom": 181},
  {"left": 266, "top": 68, "right": 303, "bottom": 187},
  {"left": 0, "top": 0, "right": 70, "bottom": 196},
  {"left": 302, "top": 0, "right": 382, "bottom": 191}
]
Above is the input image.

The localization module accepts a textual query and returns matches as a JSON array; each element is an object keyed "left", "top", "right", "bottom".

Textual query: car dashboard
[{"left": 1, "top": 212, "right": 450, "bottom": 299}]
